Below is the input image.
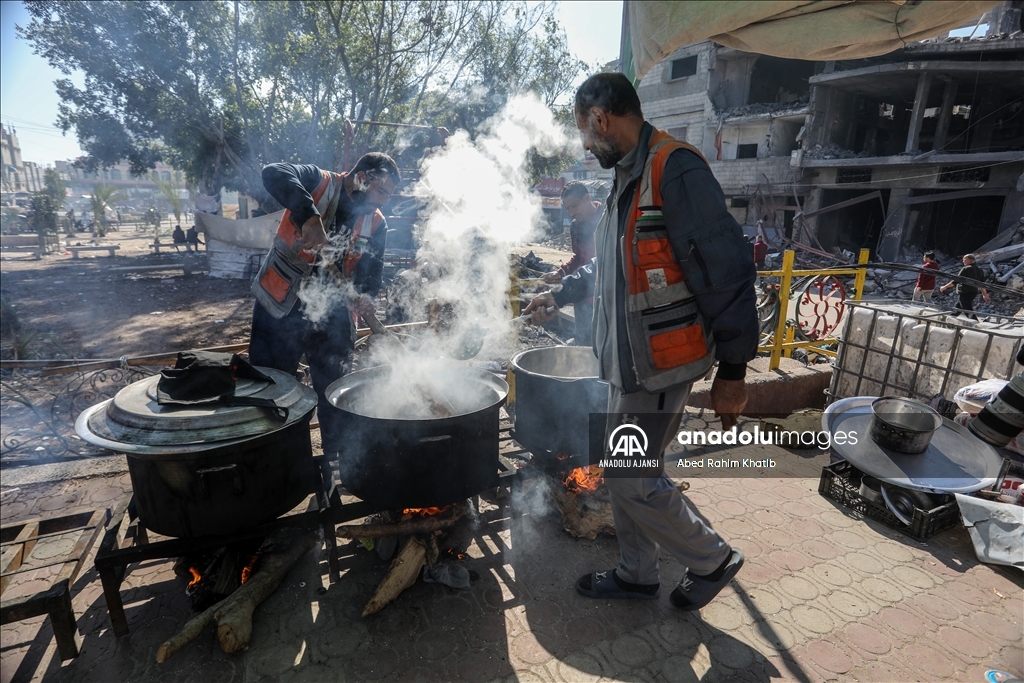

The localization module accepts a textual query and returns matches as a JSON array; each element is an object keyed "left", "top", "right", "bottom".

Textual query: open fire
[
  {"left": 402, "top": 505, "right": 454, "bottom": 517},
  {"left": 563, "top": 466, "right": 604, "bottom": 493},
  {"left": 178, "top": 540, "right": 264, "bottom": 611}
]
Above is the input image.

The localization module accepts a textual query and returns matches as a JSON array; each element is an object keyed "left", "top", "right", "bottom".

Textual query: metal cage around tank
[{"left": 827, "top": 300, "right": 1024, "bottom": 405}]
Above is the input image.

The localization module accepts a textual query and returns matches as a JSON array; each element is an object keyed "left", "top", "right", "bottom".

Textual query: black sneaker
[{"left": 670, "top": 549, "right": 744, "bottom": 611}]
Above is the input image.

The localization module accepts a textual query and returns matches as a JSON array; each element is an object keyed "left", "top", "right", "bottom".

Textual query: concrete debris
[
  {"left": 907, "top": 31, "right": 1023, "bottom": 49},
  {"left": 719, "top": 98, "right": 809, "bottom": 120},
  {"left": 802, "top": 142, "right": 870, "bottom": 160}
]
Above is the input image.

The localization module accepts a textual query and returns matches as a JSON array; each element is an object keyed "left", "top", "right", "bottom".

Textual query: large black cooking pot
[
  {"left": 510, "top": 346, "right": 608, "bottom": 456},
  {"left": 76, "top": 367, "right": 317, "bottom": 538},
  {"left": 326, "top": 364, "right": 507, "bottom": 510}
]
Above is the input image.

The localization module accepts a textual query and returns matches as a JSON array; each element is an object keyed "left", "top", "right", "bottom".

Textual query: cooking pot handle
[{"left": 196, "top": 464, "right": 245, "bottom": 499}]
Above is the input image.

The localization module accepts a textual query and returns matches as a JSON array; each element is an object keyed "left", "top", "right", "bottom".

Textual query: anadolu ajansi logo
[{"left": 608, "top": 421, "right": 649, "bottom": 458}]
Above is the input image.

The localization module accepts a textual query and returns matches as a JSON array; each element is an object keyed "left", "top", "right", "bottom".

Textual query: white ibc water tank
[{"left": 832, "top": 302, "right": 1023, "bottom": 401}]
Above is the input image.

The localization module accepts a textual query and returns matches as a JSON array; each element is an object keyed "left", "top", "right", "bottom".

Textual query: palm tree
[
  {"left": 151, "top": 172, "right": 183, "bottom": 241},
  {"left": 89, "top": 185, "right": 127, "bottom": 241}
]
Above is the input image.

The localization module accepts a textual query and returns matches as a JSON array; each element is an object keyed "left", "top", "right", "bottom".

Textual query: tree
[
  {"left": 29, "top": 193, "right": 58, "bottom": 250},
  {"left": 89, "top": 185, "right": 126, "bottom": 240},
  {"left": 20, "top": 1, "right": 585, "bottom": 201},
  {"left": 42, "top": 168, "right": 66, "bottom": 209}
]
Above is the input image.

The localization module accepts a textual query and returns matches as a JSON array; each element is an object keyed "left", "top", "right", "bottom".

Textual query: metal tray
[{"left": 822, "top": 396, "right": 1002, "bottom": 493}]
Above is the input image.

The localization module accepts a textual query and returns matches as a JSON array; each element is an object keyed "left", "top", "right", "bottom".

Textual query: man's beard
[
  {"left": 590, "top": 134, "right": 623, "bottom": 169},
  {"left": 349, "top": 190, "right": 377, "bottom": 215}
]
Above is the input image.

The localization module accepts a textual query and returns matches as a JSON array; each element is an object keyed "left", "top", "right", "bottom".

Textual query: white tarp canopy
[
  {"left": 194, "top": 210, "right": 283, "bottom": 250},
  {"left": 625, "top": 1, "right": 1002, "bottom": 81}
]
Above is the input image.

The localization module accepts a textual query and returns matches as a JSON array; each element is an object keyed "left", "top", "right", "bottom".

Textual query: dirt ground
[
  {"left": 1, "top": 231, "right": 254, "bottom": 360},
  {"left": 0, "top": 231, "right": 571, "bottom": 361}
]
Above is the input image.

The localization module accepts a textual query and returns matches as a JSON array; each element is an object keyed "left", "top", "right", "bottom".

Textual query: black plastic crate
[{"left": 817, "top": 460, "right": 961, "bottom": 541}]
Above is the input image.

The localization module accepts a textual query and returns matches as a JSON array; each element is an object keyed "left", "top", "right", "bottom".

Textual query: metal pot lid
[
  {"left": 823, "top": 396, "right": 1002, "bottom": 493},
  {"left": 76, "top": 366, "right": 317, "bottom": 449}
]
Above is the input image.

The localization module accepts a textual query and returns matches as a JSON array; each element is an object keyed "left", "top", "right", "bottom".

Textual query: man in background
[
  {"left": 544, "top": 181, "right": 599, "bottom": 344},
  {"left": 940, "top": 253, "right": 989, "bottom": 320},
  {"left": 912, "top": 251, "right": 939, "bottom": 302},
  {"left": 753, "top": 235, "right": 768, "bottom": 270}
]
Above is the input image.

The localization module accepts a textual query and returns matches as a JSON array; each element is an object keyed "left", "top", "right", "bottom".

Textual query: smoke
[
  {"left": 507, "top": 473, "right": 555, "bottom": 562},
  {"left": 297, "top": 231, "right": 363, "bottom": 328},
  {"left": 314, "top": 93, "right": 579, "bottom": 419},
  {"left": 402, "top": 93, "right": 576, "bottom": 361}
]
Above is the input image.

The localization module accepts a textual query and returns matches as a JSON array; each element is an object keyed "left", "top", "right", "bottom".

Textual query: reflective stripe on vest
[
  {"left": 623, "top": 129, "right": 716, "bottom": 392},
  {"left": 251, "top": 170, "right": 384, "bottom": 319}
]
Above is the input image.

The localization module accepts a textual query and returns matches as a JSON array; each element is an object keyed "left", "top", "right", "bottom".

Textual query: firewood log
[
  {"left": 362, "top": 537, "right": 426, "bottom": 617},
  {"left": 336, "top": 505, "right": 466, "bottom": 539},
  {"left": 155, "top": 530, "right": 316, "bottom": 662}
]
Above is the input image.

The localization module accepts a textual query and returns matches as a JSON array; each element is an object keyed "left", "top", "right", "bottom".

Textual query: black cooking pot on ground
[
  {"left": 326, "top": 364, "right": 507, "bottom": 510},
  {"left": 76, "top": 368, "right": 317, "bottom": 538},
  {"left": 510, "top": 346, "right": 608, "bottom": 457}
]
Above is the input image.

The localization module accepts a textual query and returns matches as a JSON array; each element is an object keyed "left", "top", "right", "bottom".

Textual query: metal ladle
[{"left": 446, "top": 306, "right": 557, "bottom": 361}]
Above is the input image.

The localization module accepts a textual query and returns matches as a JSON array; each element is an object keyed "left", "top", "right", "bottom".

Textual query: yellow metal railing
[{"left": 759, "top": 248, "right": 870, "bottom": 370}]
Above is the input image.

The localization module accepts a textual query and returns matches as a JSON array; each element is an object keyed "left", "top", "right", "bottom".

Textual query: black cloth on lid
[{"left": 157, "top": 351, "right": 287, "bottom": 420}]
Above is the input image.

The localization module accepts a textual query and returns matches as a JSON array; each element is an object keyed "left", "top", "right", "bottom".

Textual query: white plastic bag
[{"left": 954, "top": 379, "right": 1009, "bottom": 415}]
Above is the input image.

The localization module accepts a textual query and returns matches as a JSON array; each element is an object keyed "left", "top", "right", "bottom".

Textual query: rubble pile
[
  {"left": 860, "top": 227, "right": 1024, "bottom": 317},
  {"left": 803, "top": 142, "right": 871, "bottom": 160},
  {"left": 718, "top": 97, "right": 809, "bottom": 120},
  {"left": 906, "top": 31, "right": 1024, "bottom": 49}
]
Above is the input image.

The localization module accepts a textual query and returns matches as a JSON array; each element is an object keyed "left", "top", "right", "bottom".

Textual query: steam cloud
[{"left": 311, "top": 93, "right": 578, "bottom": 417}]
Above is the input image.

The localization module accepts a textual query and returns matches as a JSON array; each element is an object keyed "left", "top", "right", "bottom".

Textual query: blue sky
[{"left": 0, "top": 0, "right": 622, "bottom": 168}]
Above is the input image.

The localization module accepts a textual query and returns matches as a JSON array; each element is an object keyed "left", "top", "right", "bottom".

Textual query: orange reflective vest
[
  {"left": 252, "top": 170, "right": 385, "bottom": 318},
  {"left": 624, "top": 129, "right": 716, "bottom": 391}
]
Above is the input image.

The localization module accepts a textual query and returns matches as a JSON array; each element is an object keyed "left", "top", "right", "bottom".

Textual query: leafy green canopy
[{"left": 21, "top": 1, "right": 587, "bottom": 202}]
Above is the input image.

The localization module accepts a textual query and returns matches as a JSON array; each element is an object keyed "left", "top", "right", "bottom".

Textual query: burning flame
[
  {"left": 240, "top": 555, "right": 259, "bottom": 585},
  {"left": 555, "top": 453, "right": 570, "bottom": 461},
  {"left": 563, "top": 466, "right": 604, "bottom": 493},
  {"left": 402, "top": 505, "right": 453, "bottom": 517},
  {"left": 187, "top": 567, "right": 202, "bottom": 590}
]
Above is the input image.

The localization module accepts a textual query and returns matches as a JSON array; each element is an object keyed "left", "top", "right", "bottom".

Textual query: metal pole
[
  {"left": 770, "top": 250, "right": 795, "bottom": 370},
  {"left": 853, "top": 248, "right": 869, "bottom": 300}
]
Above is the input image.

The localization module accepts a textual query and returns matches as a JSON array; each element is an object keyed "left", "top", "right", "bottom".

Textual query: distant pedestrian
[
  {"left": 753, "top": 235, "right": 768, "bottom": 270},
  {"left": 172, "top": 224, "right": 187, "bottom": 251},
  {"left": 185, "top": 225, "right": 203, "bottom": 251},
  {"left": 940, "top": 253, "right": 990, "bottom": 320},
  {"left": 911, "top": 251, "right": 940, "bottom": 302}
]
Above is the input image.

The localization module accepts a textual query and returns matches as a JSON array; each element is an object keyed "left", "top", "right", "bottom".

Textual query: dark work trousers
[
  {"left": 958, "top": 291, "right": 979, "bottom": 320},
  {"left": 248, "top": 301, "right": 354, "bottom": 456},
  {"left": 574, "top": 299, "right": 594, "bottom": 346}
]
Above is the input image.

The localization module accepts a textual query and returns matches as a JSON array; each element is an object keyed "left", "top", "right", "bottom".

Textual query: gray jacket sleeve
[
  {"left": 660, "top": 149, "right": 759, "bottom": 368},
  {"left": 552, "top": 258, "right": 595, "bottom": 307}
]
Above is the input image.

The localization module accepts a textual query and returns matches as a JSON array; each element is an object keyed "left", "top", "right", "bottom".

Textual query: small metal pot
[
  {"left": 509, "top": 346, "right": 608, "bottom": 458},
  {"left": 869, "top": 397, "right": 942, "bottom": 454}
]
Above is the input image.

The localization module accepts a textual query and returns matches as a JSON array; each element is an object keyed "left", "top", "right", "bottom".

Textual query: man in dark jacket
[
  {"left": 940, "top": 253, "right": 990, "bottom": 320},
  {"left": 248, "top": 153, "right": 399, "bottom": 458},
  {"left": 525, "top": 73, "right": 757, "bottom": 611},
  {"left": 544, "top": 181, "right": 599, "bottom": 344}
]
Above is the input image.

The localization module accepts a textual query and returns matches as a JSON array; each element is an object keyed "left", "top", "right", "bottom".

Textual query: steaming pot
[
  {"left": 326, "top": 364, "right": 507, "bottom": 509},
  {"left": 76, "top": 368, "right": 317, "bottom": 538},
  {"left": 510, "top": 346, "right": 608, "bottom": 457}
]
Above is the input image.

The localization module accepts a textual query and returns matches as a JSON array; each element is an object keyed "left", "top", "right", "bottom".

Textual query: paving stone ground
[{"left": 1, "top": 434, "right": 1022, "bottom": 683}]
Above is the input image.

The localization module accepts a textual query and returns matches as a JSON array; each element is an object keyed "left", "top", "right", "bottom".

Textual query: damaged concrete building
[{"left": 637, "top": 2, "right": 1024, "bottom": 261}]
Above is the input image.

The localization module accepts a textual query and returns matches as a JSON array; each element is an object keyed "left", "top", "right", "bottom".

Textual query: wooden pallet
[{"left": 0, "top": 508, "right": 109, "bottom": 660}]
